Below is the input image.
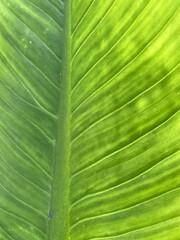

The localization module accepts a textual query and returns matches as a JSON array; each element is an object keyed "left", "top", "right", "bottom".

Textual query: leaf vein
[
  {"left": 2, "top": 27, "right": 60, "bottom": 92},
  {"left": 88, "top": 216, "right": 180, "bottom": 239},
  {"left": 71, "top": 0, "right": 96, "bottom": 37},
  {"left": 0, "top": 126, "right": 51, "bottom": 179},
  {"left": 1, "top": 32, "right": 57, "bottom": 119},
  {"left": 6, "top": 3, "right": 62, "bottom": 62},
  {"left": 28, "top": 0, "right": 64, "bottom": 30},
  {"left": 0, "top": 226, "right": 16, "bottom": 240},
  {"left": 71, "top": 62, "right": 179, "bottom": 144},
  {"left": 71, "top": 0, "right": 119, "bottom": 62},
  {"left": 1, "top": 184, "right": 47, "bottom": 218},
  {"left": 0, "top": 207, "right": 46, "bottom": 238},
  {"left": 71, "top": 6, "right": 178, "bottom": 114},
  {"left": 0, "top": 95, "right": 55, "bottom": 144},
  {"left": 71, "top": 0, "right": 150, "bottom": 91},
  {"left": 0, "top": 152, "right": 50, "bottom": 196}
]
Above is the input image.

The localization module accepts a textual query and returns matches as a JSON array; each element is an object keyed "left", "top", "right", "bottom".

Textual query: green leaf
[{"left": 0, "top": 0, "right": 180, "bottom": 240}]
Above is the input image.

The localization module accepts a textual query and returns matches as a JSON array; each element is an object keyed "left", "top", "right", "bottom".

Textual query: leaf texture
[
  {"left": 69, "top": 0, "right": 180, "bottom": 239},
  {"left": 0, "top": 0, "right": 64, "bottom": 239},
  {"left": 0, "top": 0, "right": 180, "bottom": 240}
]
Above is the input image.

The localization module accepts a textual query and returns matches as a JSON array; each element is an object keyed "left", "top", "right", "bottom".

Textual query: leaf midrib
[{"left": 48, "top": 1, "right": 71, "bottom": 239}]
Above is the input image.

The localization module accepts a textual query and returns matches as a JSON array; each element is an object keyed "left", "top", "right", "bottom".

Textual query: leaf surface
[{"left": 0, "top": 0, "right": 180, "bottom": 240}]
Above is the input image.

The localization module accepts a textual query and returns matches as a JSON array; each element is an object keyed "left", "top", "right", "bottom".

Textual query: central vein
[{"left": 48, "top": 0, "right": 71, "bottom": 239}]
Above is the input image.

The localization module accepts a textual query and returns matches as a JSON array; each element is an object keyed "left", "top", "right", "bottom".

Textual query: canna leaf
[{"left": 0, "top": 0, "right": 180, "bottom": 239}]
